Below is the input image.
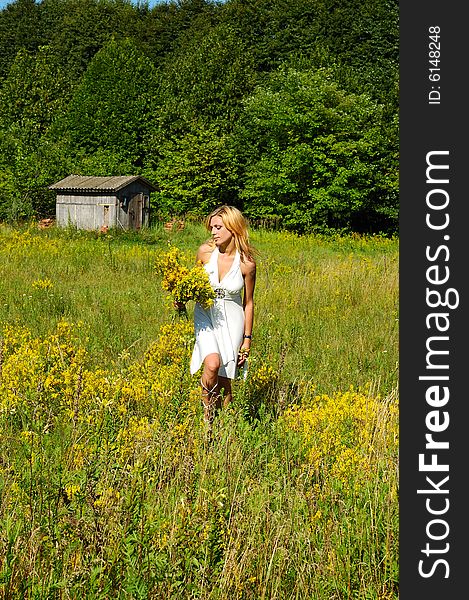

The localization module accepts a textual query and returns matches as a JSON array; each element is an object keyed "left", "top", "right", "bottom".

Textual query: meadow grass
[
  {"left": 0, "top": 222, "right": 398, "bottom": 599},
  {"left": 0, "top": 221, "right": 398, "bottom": 396}
]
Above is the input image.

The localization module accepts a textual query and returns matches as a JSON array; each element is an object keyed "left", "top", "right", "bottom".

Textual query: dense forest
[{"left": 0, "top": 0, "right": 399, "bottom": 234}]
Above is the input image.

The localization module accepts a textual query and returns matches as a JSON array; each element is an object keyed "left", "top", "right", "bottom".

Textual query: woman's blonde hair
[{"left": 205, "top": 205, "right": 256, "bottom": 261}]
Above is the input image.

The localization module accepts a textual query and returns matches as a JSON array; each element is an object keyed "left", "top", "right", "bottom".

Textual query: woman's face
[{"left": 210, "top": 215, "right": 232, "bottom": 247}]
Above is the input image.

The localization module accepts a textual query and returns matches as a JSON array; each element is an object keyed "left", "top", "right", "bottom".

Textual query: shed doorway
[{"left": 128, "top": 193, "right": 143, "bottom": 230}]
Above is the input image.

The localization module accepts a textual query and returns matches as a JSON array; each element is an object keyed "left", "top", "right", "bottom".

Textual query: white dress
[{"left": 190, "top": 247, "right": 245, "bottom": 379}]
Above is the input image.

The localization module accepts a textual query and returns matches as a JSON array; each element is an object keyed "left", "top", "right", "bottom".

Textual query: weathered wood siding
[
  {"left": 56, "top": 193, "right": 119, "bottom": 230},
  {"left": 115, "top": 182, "right": 151, "bottom": 230},
  {"left": 56, "top": 187, "right": 151, "bottom": 230},
  {"left": 51, "top": 175, "right": 155, "bottom": 231}
]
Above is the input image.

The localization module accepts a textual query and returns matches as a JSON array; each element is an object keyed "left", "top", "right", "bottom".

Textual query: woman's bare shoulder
[
  {"left": 196, "top": 242, "right": 213, "bottom": 264},
  {"left": 241, "top": 254, "right": 256, "bottom": 275}
]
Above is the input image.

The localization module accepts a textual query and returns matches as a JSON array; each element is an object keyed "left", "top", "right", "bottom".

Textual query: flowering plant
[{"left": 155, "top": 246, "right": 215, "bottom": 314}]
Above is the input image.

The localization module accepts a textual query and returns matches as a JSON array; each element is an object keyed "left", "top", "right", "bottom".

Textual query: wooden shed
[{"left": 49, "top": 175, "right": 157, "bottom": 231}]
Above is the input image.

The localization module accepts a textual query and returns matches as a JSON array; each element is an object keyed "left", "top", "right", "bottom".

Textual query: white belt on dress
[{"left": 213, "top": 288, "right": 241, "bottom": 301}]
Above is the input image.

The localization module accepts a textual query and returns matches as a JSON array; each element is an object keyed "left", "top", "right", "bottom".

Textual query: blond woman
[{"left": 188, "top": 205, "right": 257, "bottom": 423}]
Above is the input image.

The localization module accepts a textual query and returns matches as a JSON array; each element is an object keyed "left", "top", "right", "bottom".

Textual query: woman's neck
[{"left": 217, "top": 239, "right": 236, "bottom": 255}]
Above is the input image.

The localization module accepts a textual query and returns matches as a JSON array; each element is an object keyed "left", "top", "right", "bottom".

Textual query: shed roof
[{"left": 49, "top": 175, "right": 157, "bottom": 192}]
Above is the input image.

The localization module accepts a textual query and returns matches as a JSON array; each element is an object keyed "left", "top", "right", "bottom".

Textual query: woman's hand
[{"left": 237, "top": 346, "right": 250, "bottom": 366}]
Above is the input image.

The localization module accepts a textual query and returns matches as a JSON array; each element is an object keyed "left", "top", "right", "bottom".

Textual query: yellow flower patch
[
  {"left": 155, "top": 246, "right": 215, "bottom": 309},
  {"left": 279, "top": 388, "right": 398, "bottom": 490}
]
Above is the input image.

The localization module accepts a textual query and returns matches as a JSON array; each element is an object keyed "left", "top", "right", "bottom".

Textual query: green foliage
[
  {"left": 312, "top": 0, "right": 399, "bottom": 104},
  {"left": 0, "top": 45, "right": 72, "bottom": 142},
  {"left": 0, "top": 0, "right": 399, "bottom": 232},
  {"left": 57, "top": 37, "right": 157, "bottom": 167},
  {"left": 145, "top": 125, "right": 240, "bottom": 216},
  {"left": 41, "top": 0, "right": 142, "bottom": 78},
  {"left": 219, "top": 0, "right": 398, "bottom": 105},
  {"left": 237, "top": 67, "right": 398, "bottom": 233},
  {"left": 0, "top": 46, "right": 74, "bottom": 219},
  {"left": 0, "top": 136, "right": 70, "bottom": 220},
  {"left": 219, "top": 0, "right": 324, "bottom": 72},
  {"left": 153, "top": 21, "right": 257, "bottom": 134},
  {"left": 137, "top": 0, "right": 216, "bottom": 65},
  {"left": 0, "top": 0, "right": 44, "bottom": 81}
]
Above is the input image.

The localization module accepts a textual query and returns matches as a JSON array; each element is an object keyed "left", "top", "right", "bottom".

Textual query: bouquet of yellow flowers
[{"left": 155, "top": 246, "right": 215, "bottom": 315}]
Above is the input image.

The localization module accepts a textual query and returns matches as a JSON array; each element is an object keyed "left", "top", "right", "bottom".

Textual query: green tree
[
  {"left": 218, "top": 0, "right": 398, "bottom": 111},
  {"left": 237, "top": 67, "right": 398, "bottom": 233},
  {"left": 312, "top": 0, "right": 399, "bottom": 104},
  {"left": 219, "top": 0, "right": 324, "bottom": 73},
  {"left": 41, "top": 0, "right": 142, "bottom": 78},
  {"left": 0, "top": 0, "right": 399, "bottom": 230},
  {"left": 145, "top": 124, "right": 240, "bottom": 217},
  {"left": 137, "top": 0, "right": 218, "bottom": 65},
  {"left": 0, "top": 45, "right": 74, "bottom": 219},
  {"left": 0, "top": 136, "right": 73, "bottom": 220},
  {"left": 141, "top": 18, "right": 257, "bottom": 214},
  {"left": 154, "top": 20, "right": 256, "bottom": 134},
  {"left": 57, "top": 37, "right": 158, "bottom": 170},
  {"left": 0, "top": 46, "right": 72, "bottom": 142},
  {"left": 0, "top": 0, "right": 43, "bottom": 81}
]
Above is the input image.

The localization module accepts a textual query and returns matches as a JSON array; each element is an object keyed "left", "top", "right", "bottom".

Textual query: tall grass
[
  {"left": 0, "top": 222, "right": 398, "bottom": 599},
  {"left": 0, "top": 222, "right": 398, "bottom": 396}
]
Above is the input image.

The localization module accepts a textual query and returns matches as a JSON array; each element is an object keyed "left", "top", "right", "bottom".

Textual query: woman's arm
[
  {"left": 240, "top": 258, "right": 256, "bottom": 355},
  {"left": 196, "top": 242, "right": 212, "bottom": 265}
]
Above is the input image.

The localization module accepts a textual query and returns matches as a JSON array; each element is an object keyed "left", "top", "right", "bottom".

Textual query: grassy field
[{"left": 0, "top": 221, "right": 398, "bottom": 599}]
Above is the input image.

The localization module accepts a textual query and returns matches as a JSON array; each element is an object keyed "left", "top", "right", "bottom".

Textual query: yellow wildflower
[
  {"left": 32, "top": 278, "right": 53, "bottom": 291},
  {"left": 155, "top": 246, "right": 215, "bottom": 309}
]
